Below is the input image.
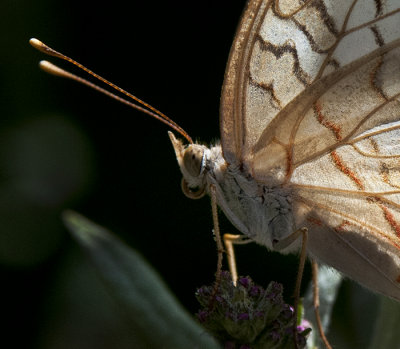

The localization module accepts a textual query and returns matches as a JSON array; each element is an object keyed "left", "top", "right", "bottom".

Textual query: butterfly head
[{"left": 168, "top": 131, "right": 208, "bottom": 200}]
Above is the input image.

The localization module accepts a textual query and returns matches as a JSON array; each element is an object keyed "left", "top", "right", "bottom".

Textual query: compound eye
[
  {"left": 181, "top": 178, "right": 205, "bottom": 200},
  {"left": 183, "top": 146, "right": 204, "bottom": 177}
]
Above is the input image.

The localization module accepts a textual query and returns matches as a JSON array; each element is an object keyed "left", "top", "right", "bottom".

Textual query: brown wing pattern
[{"left": 220, "top": 0, "right": 400, "bottom": 299}]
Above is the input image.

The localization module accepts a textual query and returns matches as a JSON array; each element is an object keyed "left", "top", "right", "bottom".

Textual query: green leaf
[
  {"left": 62, "top": 210, "right": 220, "bottom": 349},
  {"left": 367, "top": 296, "right": 400, "bottom": 349}
]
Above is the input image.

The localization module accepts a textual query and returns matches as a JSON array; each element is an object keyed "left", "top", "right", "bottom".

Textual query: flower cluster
[{"left": 196, "top": 271, "right": 310, "bottom": 349}]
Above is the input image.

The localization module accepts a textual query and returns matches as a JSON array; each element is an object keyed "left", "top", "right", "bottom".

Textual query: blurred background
[{"left": 1, "top": 1, "right": 383, "bottom": 348}]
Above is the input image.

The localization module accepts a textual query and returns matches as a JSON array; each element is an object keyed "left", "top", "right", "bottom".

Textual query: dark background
[{"left": 1, "top": 1, "right": 379, "bottom": 348}]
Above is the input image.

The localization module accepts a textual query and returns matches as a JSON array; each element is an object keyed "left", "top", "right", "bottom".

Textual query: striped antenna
[{"left": 29, "top": 38, "right": 193, "bottom": 144}]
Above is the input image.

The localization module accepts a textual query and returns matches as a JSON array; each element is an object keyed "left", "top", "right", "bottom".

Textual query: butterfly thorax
[
  {"left": 206, "top": 151, "right": 297, "bottom": 253},
  {"left": 169, "top": 132, "right": 298, "bottom": 253}
]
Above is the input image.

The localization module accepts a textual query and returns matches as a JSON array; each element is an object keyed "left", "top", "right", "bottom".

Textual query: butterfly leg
[
  {"left": 210, "top": 184, "right": 224, "bottom": 292},
  {"left": 223, "top": 233, "right": 252, "bottom": 285},
  {"left": 312, "top": 260, "right": 333, "bottom": 349},
  {"left": 273, "top": 227, "right": 308, "bottom": 349},
  {"left": 209, "top": 184, "right": 252, "bottom": 286},
  {"left": 273, "top": 227, "right": 308, "bottom": 308}
]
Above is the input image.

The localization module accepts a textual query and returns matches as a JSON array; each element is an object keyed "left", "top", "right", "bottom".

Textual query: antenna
[{"left": 29, "top": 38, "right": 193, "bottom": 144}]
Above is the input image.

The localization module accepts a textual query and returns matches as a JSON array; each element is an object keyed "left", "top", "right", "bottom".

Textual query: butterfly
[
  {"left": 169, "top": 0, "right": 400, "bottom": 304},
  {"left": 30, "top": 0, "right": 400, "bottom": 337}
]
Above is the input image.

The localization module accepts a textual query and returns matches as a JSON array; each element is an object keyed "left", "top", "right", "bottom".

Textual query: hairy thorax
[{"left": 204, "top": 144, "right": 298, "bottom": 253}]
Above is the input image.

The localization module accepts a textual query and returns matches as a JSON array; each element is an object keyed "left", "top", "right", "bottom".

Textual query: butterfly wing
[
  {"left": 291, "top": 46, "right": 400, "bottom": 299},
  {"left": 221, "top": 0, "right": 400, "bottom": 173},
  {"left": 220, "top": 0, "right": 266, "bottom": 164},
  {"left": 220, "top": 0, "right": 400, "bottom": 299}
]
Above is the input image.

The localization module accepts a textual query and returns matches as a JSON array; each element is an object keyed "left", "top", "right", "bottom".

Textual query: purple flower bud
[
  {"left": 254, "top": 311, "right": 264, "bottom": 318},
  {"left": 215, "top": 295, "right": 224, "bottom": 303},
  {"left": 197, "top": 310, "right": 208, "bottom": 323},
  {"left": 238, "top": 277, "right": 250, "bottom": 288},
  {"left": 285, "top": 326, "right": 295, "bottom": 335},
  {"left": 297, "top": 319, "right": 311, "bottom": 333},
  {"left": 297, "top": 325, "right": 306, "bottom": 332},
  {"left": 238, "top": 313, "right": 249, "bottom": 320},
  {"left": 270, "top": 330, "right": 281, "bottom": 341},
  {"left": 249, "top": 286, "right": 260, "bottom": 297},
  {"left": 221, "top": 270, "right": 230, "bottom": 278},
  {"left": 282, "top": 304, "right": 294, "bottom": 319},
  {"left": 195, "top": 271, "right": 310, "bottom": 348}
]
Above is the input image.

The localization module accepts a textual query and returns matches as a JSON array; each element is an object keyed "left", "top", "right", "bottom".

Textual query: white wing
[
  {"left": 220, "top": 0, "right": 400, "bottom": 299},
  {"left": 291, "top": 47, "right": 400, "bottom": 298},
  {"left": 221, "top": 0, "right": 400, "bottom": 173}
]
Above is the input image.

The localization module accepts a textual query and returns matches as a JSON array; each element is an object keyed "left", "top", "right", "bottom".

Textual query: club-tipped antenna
[{"left": 29, "top": 38, "right": 193, "bottom": 144}]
